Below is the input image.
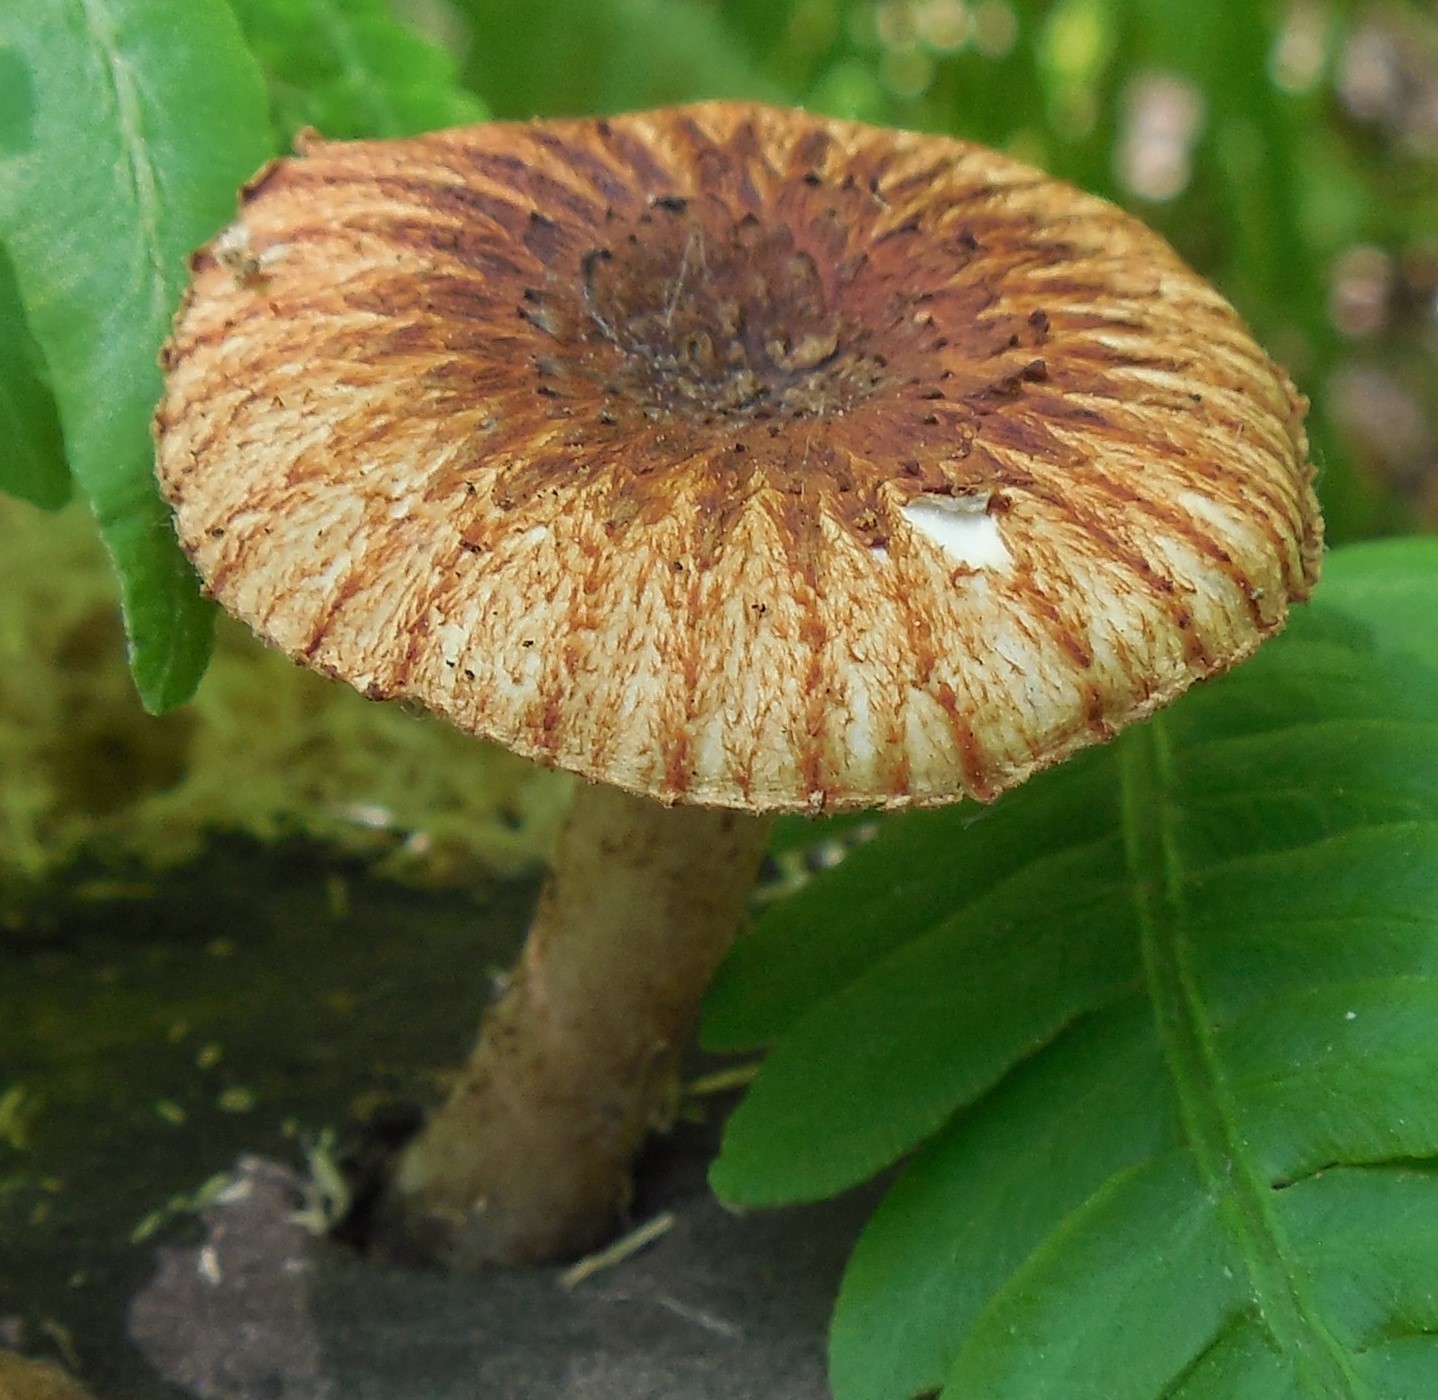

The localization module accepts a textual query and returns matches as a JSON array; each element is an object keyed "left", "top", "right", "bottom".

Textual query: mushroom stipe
[{"left": 154, "top": 103, "right": 1321, "bottom": 1267}]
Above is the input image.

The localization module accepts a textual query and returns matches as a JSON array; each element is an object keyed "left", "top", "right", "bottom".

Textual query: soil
[{"left": 0, "top": 839, "right": 873, "bottom": 1398}]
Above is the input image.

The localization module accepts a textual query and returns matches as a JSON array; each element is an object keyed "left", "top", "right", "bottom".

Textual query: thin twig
[{"left": 558, "top": 1211, "right": 676, "bottom": 1289}]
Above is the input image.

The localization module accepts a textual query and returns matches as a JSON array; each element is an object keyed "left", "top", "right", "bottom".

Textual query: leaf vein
[
  {"left": 1155, "top": 1309, "right": 1262, "bottom": 1399},
  {"left": 76, "top": 0, "right": 170, "bottom": 329},
  {"left": 1121, "top": 724, "right": 1370, "bottom": 1399}
]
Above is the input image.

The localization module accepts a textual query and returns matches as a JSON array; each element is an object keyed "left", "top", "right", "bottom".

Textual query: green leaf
[
  {"left": 706, "top": 748, "right": 1122, "bottom": 1052},
  {"left": 0, "top": 238, "right": 69, "bottom": 509},
  {"left": 710, "top": 833, "right": 1141, "bottom": 1204},
  {"left": 0, "top": 0, "right": 273, "bottom": 710},
  {"left": 1223, "top": 973, "right": 1438, "bottom": 1179},
  {"left": 1167, "top": 1318, "right": 1308, "bottom": 1400},
  {"left": 229, "top": 0, "right": 487, "bottom": 143},
  {"left": 830, "top": 1003, "right": 1180, "bottom": 1400},
  {"left": 1274, "top": 1167, "right": 1438, "bottom": 1371},
  {"left": 1320, "top": 537, "right": 1438, "bottom": 675},
  {"left": 945, "top": 1152, "right": 1250, "bottom": 1400},
  {"left": 705, "top": 538, "right": 1438, "bottom": 1399}
]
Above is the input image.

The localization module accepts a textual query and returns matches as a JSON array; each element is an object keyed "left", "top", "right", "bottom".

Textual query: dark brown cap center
[{"left": 522, "top": 198, "right": 902, "bottom": 426}]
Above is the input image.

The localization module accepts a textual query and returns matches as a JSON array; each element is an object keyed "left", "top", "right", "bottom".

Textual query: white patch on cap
[
  {"left": 213, "top": 219, "right": 290, "bottom": 283},
  {"left": 900, "top": 494, "right": 1012, "bottom": 569}
]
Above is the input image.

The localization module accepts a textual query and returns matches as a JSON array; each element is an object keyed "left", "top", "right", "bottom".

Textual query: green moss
[{"left": 0, "top": 496, "right": 569, "bottom": 910}]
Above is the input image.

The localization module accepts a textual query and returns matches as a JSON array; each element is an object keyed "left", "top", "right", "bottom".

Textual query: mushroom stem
[{"left": 380, "top": 781, "right": 774, "bottom": 1267}]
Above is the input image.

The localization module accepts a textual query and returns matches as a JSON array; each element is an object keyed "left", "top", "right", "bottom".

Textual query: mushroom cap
[{"left": 155, "top": 102, "right": 1321, "bottom": 814}]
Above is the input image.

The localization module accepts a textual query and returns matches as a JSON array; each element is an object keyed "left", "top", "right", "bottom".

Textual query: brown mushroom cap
[{"left": 155, "top": 102, "right": 1321, "bottom": 814}]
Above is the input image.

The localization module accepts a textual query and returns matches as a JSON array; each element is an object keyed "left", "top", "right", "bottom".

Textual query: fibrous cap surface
[{"left": 156, "top": 102, "right": 1322, "bottom": 813}]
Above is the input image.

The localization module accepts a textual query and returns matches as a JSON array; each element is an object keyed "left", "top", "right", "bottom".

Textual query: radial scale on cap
[{"left": 155, "top": 102, "right": 1321, "bottom": 814}]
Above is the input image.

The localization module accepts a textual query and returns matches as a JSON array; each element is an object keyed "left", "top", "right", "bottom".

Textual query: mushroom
[{"left": 153, "top": 103, "right": 1322, "bottom": 1267}]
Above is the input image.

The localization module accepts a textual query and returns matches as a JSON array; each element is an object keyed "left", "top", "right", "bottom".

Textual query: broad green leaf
[
  {"left": 945, "top": 1152, "right": 1250, "bottom": 1400},
  {"left": 1274, "top": 1167, "right": 1438, "bottom": 1365},
  {"left": 1186, "top": 827, "right": 1438, "bottom": 1015},
  {"left": 0, "top": 239, "right": 68, "bottom": 509},
  {"left": 830, "top": 1003, "right": 1180, "bottom": 1400},
  {"left": 449, "top": 0, "right": 781, "bottom": 119},
  {"left": 710, "top": 836, "right": 1141, "bottom": 1203},
  {"left": 229, "top": 0, "right": 486, "bottom": 143},
  {"left": 706, "top": 748, "right": 1121, "bottom": 1051},
  {"left": 1168, "top": 1319, "right": 1307, "bottom": 1400},
  {"left": 1320, "top": 537, "right": 1438, "bottom": 675},
  {"left": 1223, "top": 972, "right": 1438, "bottom": 1179},
  {"left": 704, "top": 538, "right": 1438, "bottom": 1399},
  {"left": 0, "top": 1, "right": 272, "bottom": 709}
]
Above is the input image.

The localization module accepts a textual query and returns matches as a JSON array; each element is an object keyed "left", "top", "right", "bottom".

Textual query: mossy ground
[{"left": 0, "top": 495, "right": 567, "bottom": 907}]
